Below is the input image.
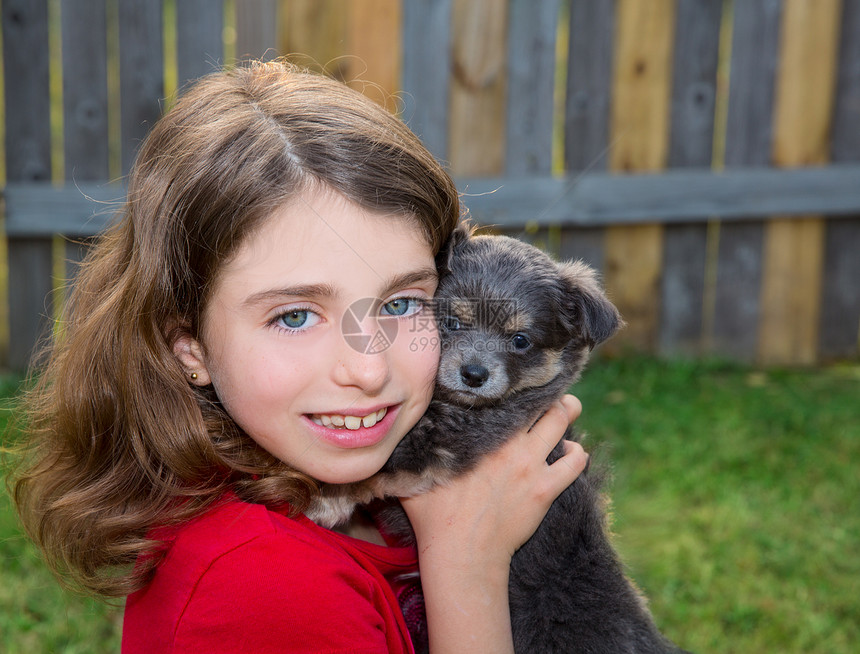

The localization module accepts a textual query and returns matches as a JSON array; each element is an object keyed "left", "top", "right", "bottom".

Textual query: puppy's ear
[
  {"left": 436, "top": 222, "right": 474, "bottom": 274},
  {"left": 558, "top": 260, "right": 623, "bottom": 347}
]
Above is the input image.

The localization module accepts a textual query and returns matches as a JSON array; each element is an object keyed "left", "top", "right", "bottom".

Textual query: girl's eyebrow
[
  {"left": 242, "top": 267, "right": 439, "bottom": 308},
  {"left": 380, "top": 267, "right": 439, "bottom": 297},
  {"left": 242, "top": 283, "right": 339, "bottom": 308}
]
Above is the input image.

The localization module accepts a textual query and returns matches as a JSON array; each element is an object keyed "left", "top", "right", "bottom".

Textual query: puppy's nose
[{"left": 460, "top": 364, "right": 489, "bottom": 388}]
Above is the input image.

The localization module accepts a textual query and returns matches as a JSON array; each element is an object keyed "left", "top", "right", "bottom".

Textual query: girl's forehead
[
  {"left": 250, "top": 187, "right": 429, "bottom": 252},
  {"left": 213, "top": 187, "right": 436, "bottom": 293}
]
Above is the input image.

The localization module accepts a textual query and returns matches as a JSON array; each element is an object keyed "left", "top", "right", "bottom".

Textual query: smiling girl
[{"left": 12, "top": 61, "right": 586, "bottom": 653}]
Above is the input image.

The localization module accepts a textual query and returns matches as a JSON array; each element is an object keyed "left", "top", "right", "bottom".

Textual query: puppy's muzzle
[{"left": 460, "top": 363, "right": 490, "bottom": 388}]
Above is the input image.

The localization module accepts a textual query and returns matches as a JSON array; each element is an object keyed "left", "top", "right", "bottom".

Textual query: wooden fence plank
[
  {"left": 279, "top": 0, "right": 349, "bottom": 79},
  {"left": 119, "top": 1, "right": 164, "bottom": 176},
  {"left": 279, "top": 1, "right": 401, "bottom": 106},
  {"left": 771, "top": 0, "right": 841, "bottom": 168},
  {"left": 400, "top": 0, "right": 452, "bottom": 162},
  {"left": 2, "top": 0, "right": 52, "bottom": 183},
  {"left": 559, "top": 227, "right": 606, "bottom": 274},
  {"left": 759, "top": 0, "right": 841, "bottom": 366},
  {"left": 506, "top": 0, "right": 560, "bottom": 175},
  {"left": 660, "top": 0, "right": 723, "bottom": 356},
  {"left": 667, "top": 0, "right": 722, "bottom": 168},
  {"left": 660, "top": 221, "right": 708, "bottom": 356},
  {"left": 605, "top": 0, "right": 675, "bottom": 352},
  {"left": 7, "top": 239, "right": 54, "bottom": 370},
  {"left": 2, "top": 0, "right": 53, "bottom": 370},
  {"left": 712, "top": 221, "right": 767, "bottom": 360},
  {"left": 61, "top": 0, "right": 109, "bottom": 181},
  {"left": 561, "top": 0, "right": 615, "bottom": 279},
  {"left": 724, "top": 0, "right": 782, "bottom": 168},
  {"left": 713, "top": 0, "right": 782, "bottom": 361},
  {"left": 759, "top": 217, "right": 826, "bottom": 364},
  {"left": 564, "top": 0, "right": 615, "bottom": 173},
  {"left": 235, "top": 0, "right": 279, "bottom": 62},
  {"left": 448, "top": 0, "right": 508, "bottom": 176},
  {"left": 60, "top": 0, "right": 111, "bottom": 302},
  {"left": 346, "top": 0, "right": 402, "bottom": 109},
  {"left": 609, "top": 0, "right": 675, "bottom": 174},
  {"left": 176, "top": 0, "right": 225, "bottom": 87},
  {"left": 820, "top": 0, "right": 860, "bottom": 360},
  {"left": 819, "top": 218, "right": 860, "bottom": 359},
  {"left": 833, "top": 0, "right": 860, "bottom": 162}
]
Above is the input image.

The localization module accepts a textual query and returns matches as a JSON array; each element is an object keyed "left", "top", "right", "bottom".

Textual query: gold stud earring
[{"left": 190, "top": 372, "right": 198, "bottom": 380}]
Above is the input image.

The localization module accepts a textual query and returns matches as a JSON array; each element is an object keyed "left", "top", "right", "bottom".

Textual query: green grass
[
  {"left": 574, "top": 356, "right": 860, "bottom": 654},
  {"left": 1, "top": 356, "right": 858, "bottom": 653}
]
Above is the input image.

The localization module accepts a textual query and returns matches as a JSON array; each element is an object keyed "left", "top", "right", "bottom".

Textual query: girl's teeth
[
  {"left": 343, "top": 416, "right": 361, "bottom": 430},
  {"left": 312, "top": 407, "right": 388, "bottom": 430}
]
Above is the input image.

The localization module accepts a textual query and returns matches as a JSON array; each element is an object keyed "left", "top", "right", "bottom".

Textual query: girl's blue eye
[
  {"left": 276, "top": 309, "right": 319, "bottom": 331},
  {"left": 382, "top": 298, "right": 422, "bottom": 317}
]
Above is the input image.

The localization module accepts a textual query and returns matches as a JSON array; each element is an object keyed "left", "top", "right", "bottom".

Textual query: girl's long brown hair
[{"left": 10, "top": 60, "right": 460, "bottom": 597}]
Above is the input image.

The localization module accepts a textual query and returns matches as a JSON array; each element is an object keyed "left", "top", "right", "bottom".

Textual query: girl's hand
[{"left": 400, "top": 394, "right": 586, "bottom": 653}]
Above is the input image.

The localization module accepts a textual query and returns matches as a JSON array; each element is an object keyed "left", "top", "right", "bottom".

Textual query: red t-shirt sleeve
[{"left": 171, "top": 532, "right": 393, "bottom": 653}]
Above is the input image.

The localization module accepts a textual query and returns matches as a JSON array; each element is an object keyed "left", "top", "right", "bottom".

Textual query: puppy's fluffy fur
[{"left": 306, "top": 227, "right": 688, "bottom": 653}]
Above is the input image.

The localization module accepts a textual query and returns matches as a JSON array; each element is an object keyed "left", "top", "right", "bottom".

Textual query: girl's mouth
[
  {"left": 309, "top": 406, "right": 388, "bottom": 430},
  {"left": 304, "top": 405, "right": 399, "bottom": 449}
]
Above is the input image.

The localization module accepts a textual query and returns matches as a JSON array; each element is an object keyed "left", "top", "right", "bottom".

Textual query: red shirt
[{"left": 122, "top": 497, "right": 421, "bottom": 653}]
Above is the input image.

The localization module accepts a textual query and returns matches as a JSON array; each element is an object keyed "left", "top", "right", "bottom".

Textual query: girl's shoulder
[{"left": 122, "top": 495, "right": 418, "bottom": 654}]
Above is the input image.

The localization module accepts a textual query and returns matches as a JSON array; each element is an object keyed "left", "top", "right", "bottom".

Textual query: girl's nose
[{"left": 332, "top": 322, "right": 393, "bottom": 394}]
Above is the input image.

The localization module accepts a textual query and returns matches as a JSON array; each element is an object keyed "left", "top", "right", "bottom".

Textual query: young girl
[{"left": 12, "top": 60, "right": 587, "bottom": 653}]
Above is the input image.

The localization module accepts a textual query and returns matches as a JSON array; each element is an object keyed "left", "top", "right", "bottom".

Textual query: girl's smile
[
  {"left": 304, "top": 403, "right": 400, "bottom": 449},
  {"left": 176, "top": 186, "right": 440, "bottom": 484}
]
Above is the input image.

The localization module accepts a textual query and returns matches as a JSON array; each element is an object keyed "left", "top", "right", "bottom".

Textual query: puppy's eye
[
  {"left": 443, "top": 316, "right": 461, "bottom": 331},
  {"left": 511, "top": 333, "right": 531, "bottom": 350}
]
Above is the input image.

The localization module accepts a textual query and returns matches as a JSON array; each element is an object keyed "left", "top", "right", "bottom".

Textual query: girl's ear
[{"left": 172, "top": 332, "right": 212, "bottom": 386}]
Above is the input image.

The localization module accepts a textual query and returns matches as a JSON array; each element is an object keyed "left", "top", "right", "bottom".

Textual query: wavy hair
[{"left": 10, "top": 60, "right": 461, "bottom": 597}]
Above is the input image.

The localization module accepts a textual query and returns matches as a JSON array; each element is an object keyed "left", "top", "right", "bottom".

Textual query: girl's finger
[
  {"left": 538, "top": 440, "right": 588, "bottom": 502},
  {"left": 559, "top": 394, "right": 583, "bottom": 422},
  {"left": 528, "top": 395, "right": 582, "bottom": 457}
]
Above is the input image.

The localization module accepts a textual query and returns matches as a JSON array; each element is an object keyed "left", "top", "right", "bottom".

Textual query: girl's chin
[
  {"left": 305, "top": 440, "right": 400, "bottom": 485},
  {"left": 311, "top": 460, "right": 388, "bottom": 485}
]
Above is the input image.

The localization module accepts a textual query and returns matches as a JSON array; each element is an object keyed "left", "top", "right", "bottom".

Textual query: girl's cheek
[
  {"left": 393, "top": 318, "right": 438, "bottom": 383},
  {"left": 407, "top": 323, "right": 439, "bottom": 364}
]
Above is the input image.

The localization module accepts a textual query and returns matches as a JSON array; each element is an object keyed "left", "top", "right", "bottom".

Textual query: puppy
[{"left": 307, "top": 227, "right": 688, "bottom": 653}]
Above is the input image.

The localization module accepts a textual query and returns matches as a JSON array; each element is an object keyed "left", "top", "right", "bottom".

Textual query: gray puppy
[{"left": 307, "top": 227, "right": 688, "bottom": 653}]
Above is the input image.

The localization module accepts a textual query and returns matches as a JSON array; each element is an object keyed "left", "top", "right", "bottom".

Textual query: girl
[{"left": 12, "top": 60, "right": 587, "bottom": 653}]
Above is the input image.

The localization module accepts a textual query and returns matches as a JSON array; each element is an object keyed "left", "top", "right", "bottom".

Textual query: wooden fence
[{"left": 2, "top": 0, "right": 859, "bottom": 371}]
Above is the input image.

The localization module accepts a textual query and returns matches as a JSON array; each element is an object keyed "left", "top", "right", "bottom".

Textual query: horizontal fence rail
[
  {"left": 459, "top": 165, "right": 860, "bottom": 227},
  {"left": 6, "top": 163, "right": 860, "bottom": 237}
]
